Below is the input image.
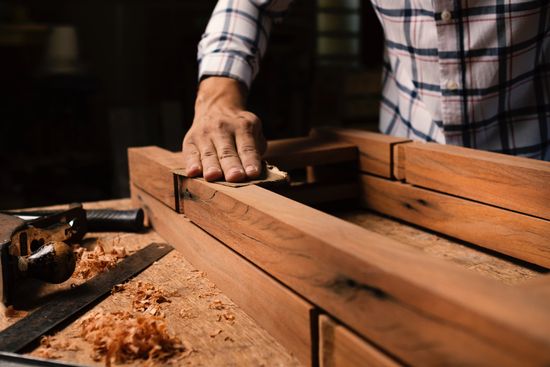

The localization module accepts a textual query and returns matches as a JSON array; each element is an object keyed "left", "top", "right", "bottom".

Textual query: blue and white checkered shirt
[{"left": 198, "top": 0, "right": 550, "bottom": 160}]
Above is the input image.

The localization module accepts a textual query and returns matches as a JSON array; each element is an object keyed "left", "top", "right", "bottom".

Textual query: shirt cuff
[{"left": 198, "top": 53, "right": 254, "bottom": 90}]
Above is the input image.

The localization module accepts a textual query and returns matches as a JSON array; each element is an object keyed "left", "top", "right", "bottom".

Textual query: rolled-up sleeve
[{"left": 197, "top": 0, "right": 293, "bottom": 89}]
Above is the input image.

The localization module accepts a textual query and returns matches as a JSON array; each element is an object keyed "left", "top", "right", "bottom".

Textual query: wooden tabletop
[{"left": 0, "top": 198, "right": 544, "bottom": 366}]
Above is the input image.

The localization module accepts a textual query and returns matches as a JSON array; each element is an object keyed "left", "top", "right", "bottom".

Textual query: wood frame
[{"left": 128, "top": 132, "right": 550, "bottom": 366}]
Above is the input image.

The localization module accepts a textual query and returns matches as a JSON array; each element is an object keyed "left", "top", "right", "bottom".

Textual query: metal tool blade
[{"left": 0, "top": 242, "right": 173, "bottom": 353}]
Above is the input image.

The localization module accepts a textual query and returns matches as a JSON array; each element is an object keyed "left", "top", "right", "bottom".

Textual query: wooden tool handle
[{"left": 17, "top": 241, "right": 76, "bottom": 284}]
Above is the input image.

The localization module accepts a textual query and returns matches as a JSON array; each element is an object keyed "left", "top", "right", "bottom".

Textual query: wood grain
[
  {"left": 132, "top": 185, "right": 314, "bottom": 366},
  {"left": 265, "top": 136, "right": 358, "bottom": 171},
  {"left": 128, "top": 146, "right": 184, "bottom": 210},
  {"left": 403, "top": 142, "right": 550, "bottom": 220},
  {"left": 312, "top": 128, "right": 410, "bottom": 178},
  {"left": 129, "top": 146, "right": 550, "bottom": 366},
  {"left": 360, "top": 174, "right": 550, "bottom": 268},
  {"left": 319, "top": 315, "right": 400, "bottom": 367}
]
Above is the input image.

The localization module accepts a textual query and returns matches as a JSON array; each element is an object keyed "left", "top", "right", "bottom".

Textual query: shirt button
[
  {"left": 441, "top": 9, "right": 452, "bottom": 22},
  {"left": 447, "top": 80, "right": 458, "bottom": 90}
]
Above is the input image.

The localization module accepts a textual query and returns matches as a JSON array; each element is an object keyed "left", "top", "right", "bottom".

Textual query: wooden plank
[
  {"left": 312, "top": 128, "right": 411, "bottom": 178},
  {"left": 176, "top": 177, "right": 550, "bottom": 366},
  {"left": 265, "top": 136, "right": 358, "bottom": 171},
  {"left": 131, "top": 185, "right": 314, "bottom": 366},
  {"left": 392, "top": 143, "right": 407, "bottom": 181},
  {"left": 128, "top": 146, "right": 184, "bottom": 210},
  {"left": 129, "top": 146, "right": 550, "bottom": 366},
  {"left": 319, "top": 315, "right": 400, "bottom": 367},
  {"left": 360, "top": 174, "right": 550, "bottom": 269},
  {"left": 403, "top": 142, "right": 550, "bottom": 220}
]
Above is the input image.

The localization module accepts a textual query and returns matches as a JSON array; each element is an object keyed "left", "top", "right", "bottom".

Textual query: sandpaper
[{"left": 173, "top": 162, "right": 289, "bottom": 188}]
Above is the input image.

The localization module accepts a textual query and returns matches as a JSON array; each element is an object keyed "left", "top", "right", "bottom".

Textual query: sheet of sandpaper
[{"left": 173, "top": 161, "right": 289, "bottom": 188}]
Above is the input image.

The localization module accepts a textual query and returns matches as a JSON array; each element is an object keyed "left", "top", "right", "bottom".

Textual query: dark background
[{"left": 0, "top": 0, "right": 384, "bottom": 209}]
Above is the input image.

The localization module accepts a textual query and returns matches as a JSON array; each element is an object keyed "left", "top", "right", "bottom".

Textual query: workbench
[
  {"left": 0, "top": 195, "right": 543, "bottom": 366},
  {"left": 1, "top": 128, "right": 548, "bottom": 366}
]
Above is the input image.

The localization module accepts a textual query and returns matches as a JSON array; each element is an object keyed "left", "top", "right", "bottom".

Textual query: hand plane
[{"left": 0, "top": 205, "right": 86, "bottom": 305}]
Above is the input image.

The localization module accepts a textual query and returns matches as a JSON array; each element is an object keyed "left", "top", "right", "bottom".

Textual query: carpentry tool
[
  {"left": 0, "top": 205, "right": 145, "bottom": 305},
  {"left": 0, "top": 242, "right": 173, "bottom": 353},
  {"left": 4, "top": 206, "right": 145, "bottom": 232},
  {"left": 0, "top": 206, "right": 86, "bottom": 305}
]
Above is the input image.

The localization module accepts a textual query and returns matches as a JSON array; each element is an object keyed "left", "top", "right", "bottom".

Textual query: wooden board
[
  {"left": 131, "top": 185, "right": 314, "bottom": 366},
  {"left": 312, "top": 128, "right": 410, "bottom": 178},
  {"left": 360, "top": 174, "right": 550, "bottom": 269},
  {"left": 402, "top": 142, "right": 550, "bottom": 220},
  {"left": 175, "top": 175, "right": 550, "bottom": 366},
  {"left": 265, "top": 136, "right": 358, "bottom": 171},
  {"left": 129, "top": 146, "right": 550, "bottom": 366},
  {"left": 128, "top": 146, "right": 184, "bottom": 211},
  {"left": 319, "top": 315, "right": 400, "bottom": 367}
]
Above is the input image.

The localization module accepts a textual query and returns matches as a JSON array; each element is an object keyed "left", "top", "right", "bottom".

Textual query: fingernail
[
  {"left": 206, "top": 167, "right": 221, "bottom": 176},
  {"left": 187, "top": 165, "right": 200, "bottom": 174},
  {"left": 245, "top": 165, "right": 258, "bottom": 175},
  {"left": 229, "top": 168, "right": 245, "bottom": 178}
]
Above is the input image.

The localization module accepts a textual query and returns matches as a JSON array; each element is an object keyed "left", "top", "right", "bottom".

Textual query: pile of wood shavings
[
  {"left": 112, "top": 281, "right": 176, "bottom": 316},
  {"left": 72, "top": 245, "right": 127, "bottom": 280},
  {"left": 79, "top": 311, "right": 185, "bottom": 367},
  {"left": 33, "top": 336, "right": 80, "bottom": 360}
]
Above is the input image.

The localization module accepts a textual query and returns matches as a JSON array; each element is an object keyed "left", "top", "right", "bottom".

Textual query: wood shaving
[
  {"left": 113, "top": 281, "right": 175, "bottom": 316},
  {"left": 209, "top": 329, "right": 223, "bottom": 338},
  {"left": 198, "top": 291, "right": 220, "bottom": 299},
  {"left": 218, "top": 312, "right": 235, "bottom": 324},
  {"left": 33, "top": 335, "right": 80, "bottom": 360},
  {"left": 4, "top": 305, "right": 28, "bottom": 319},
  {"left": 208, "top": 299, "right": 227, "bottom": 310},
  {"left": 72, "top": 245, "right": 127, "bottom": 281},
  {"left": 179, "top": 308, "right": 196, "bottom": 320},
  {"left": 79, "top": 311, "right": 185, "bottom": 367}
]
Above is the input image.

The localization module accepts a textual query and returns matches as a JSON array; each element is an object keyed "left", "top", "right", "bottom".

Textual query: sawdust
[
  {"left": 113, "top": 281, "right": 176, "bottom": 316},
  {"left": 216, "top": 311, "right": 236, "bottom": 324},
  {"left": 209, "top": 329, "right": 223, "bottom": 338},
  {"left": 208, "top": 299, "right": 227, "bottom": 311},
  {"left": 79, "top": 311, "right": 185, "bottom": 367},
  {"left": 33, "top": 336, "right": 80, "bottom": 360},
  {"left": 72, "top": 245, "right": 127, "bottom": 281}
]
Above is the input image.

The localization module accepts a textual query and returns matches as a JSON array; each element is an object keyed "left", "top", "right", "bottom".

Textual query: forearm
[{"left": 197, "top": 0, "right": 294, "bottom": 88}]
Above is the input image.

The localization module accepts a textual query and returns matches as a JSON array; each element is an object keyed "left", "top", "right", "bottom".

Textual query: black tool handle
[{"left": 86, "top": 208, "right": 144, "bottom": 232}]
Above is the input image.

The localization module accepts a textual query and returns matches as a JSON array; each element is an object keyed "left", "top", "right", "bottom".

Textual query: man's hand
[{"left": 183, "top": 77, "right": 266, "bottom": 182}]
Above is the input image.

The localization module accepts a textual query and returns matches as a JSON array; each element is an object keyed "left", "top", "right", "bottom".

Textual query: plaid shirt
[{"left": 198, "top": 0, "right": 550, "bottom": 160}]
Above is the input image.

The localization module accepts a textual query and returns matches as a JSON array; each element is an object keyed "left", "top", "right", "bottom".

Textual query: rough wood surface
[
  {"left": 312, "top": 128, "right": 410, "bottom": 178},
  {"left": 128, "top": 147, "right": 184, "bottom": 211},
  {"left": 360, "top": 174, "right": 550, "bottom": 269},
  {"left": 128, "top": 145, "right": 550, "bottom": 366},
  {"left": 132, "top": 185, "right": 314, "bottom": 366},
  {"left": 265, "top": 136, "right": 358, "bottom": 171},
  {"left": 319, "top": 315, "right": 400, "bottom": 367},
  {"left": 403, "top": 142, "right": 550, "bottom": 220},
  {"left": 331, "top": 209, "right": 544, "bottom": 286},
  {"left": 1, "top": 199, "right": 301, "bottom": 366}
]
